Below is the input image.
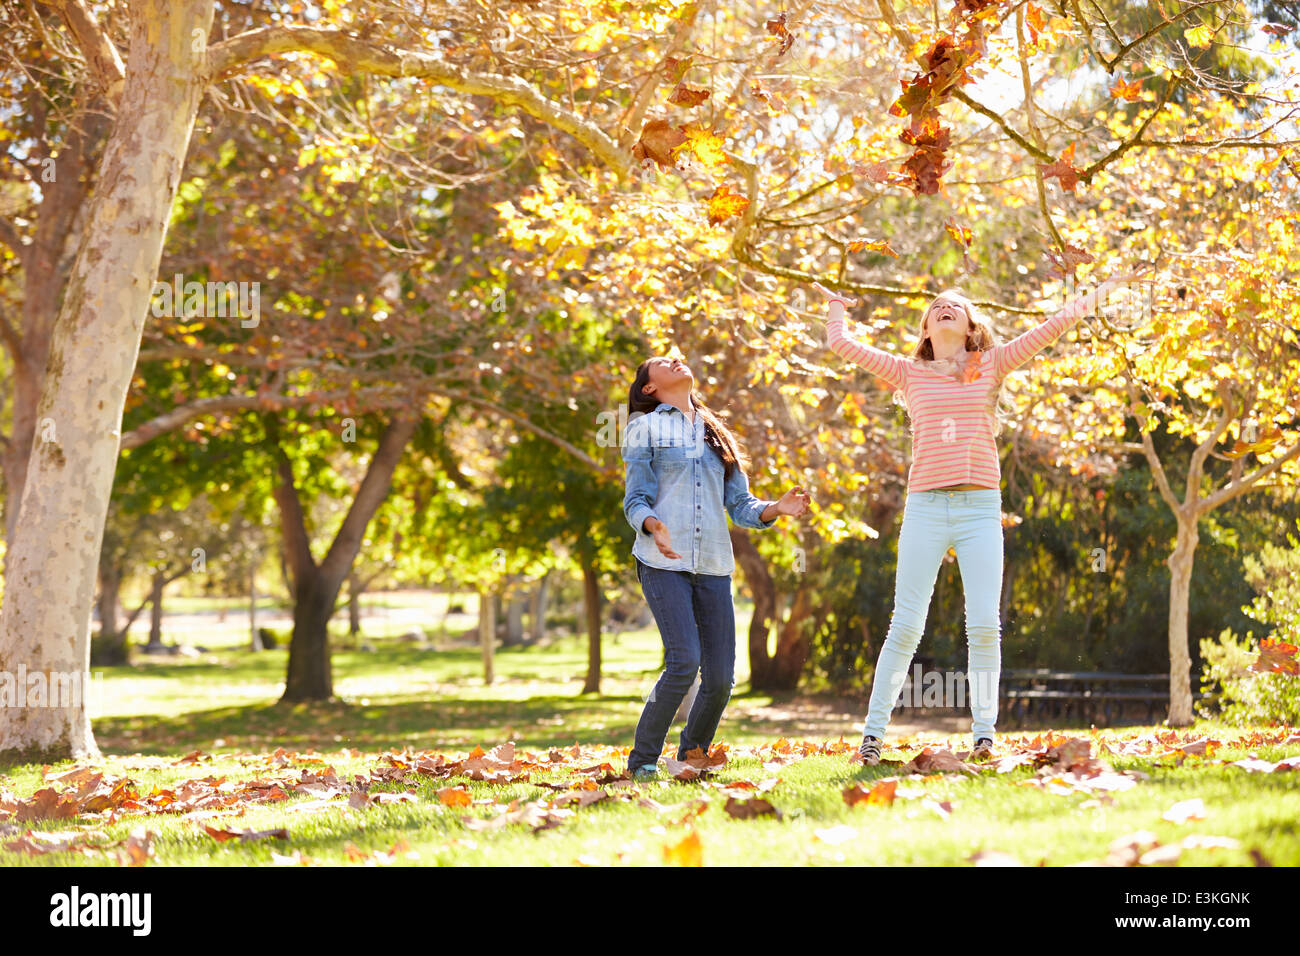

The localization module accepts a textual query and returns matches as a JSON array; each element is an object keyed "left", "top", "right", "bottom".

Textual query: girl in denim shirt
[{"left": 622, "top": 356, "right": 810, "bottom": 778}]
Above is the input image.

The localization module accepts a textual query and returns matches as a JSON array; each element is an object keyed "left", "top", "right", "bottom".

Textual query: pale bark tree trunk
[
  {"left": 479, "top": 589, "right": 495, "bottom": 685},
  {"left": 0, "top": 2, "right": 216, "bottom": 763},
  {"left": 1, "top": 97, "right": 109, "bottom": 543},
  {"left": 1166, "top": 513, "right": 1199, "bottom": 727}
]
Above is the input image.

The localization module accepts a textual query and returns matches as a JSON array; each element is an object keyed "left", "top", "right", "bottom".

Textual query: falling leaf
[
  {"left": 1185, "top": 24, "right": 1214, "bottom": 48},
  {"left": 1109, "top": 76, "right": 1144, "bottom": 101},
  {"left": 944, "top": 219, "right": 973, "bottom": 249},
  {"left": 765, "top": 13, "right": 796, "bottom": 62},
  {"left": 632, "top": 120, "right": 688, "bottom": 170},
  {"left": 1038, "top": 142, "right": 1082, "bottom": 192},
  {"left": 1045, "top": 242, "right": 1095, "bottom": 279},
  {"left": 848, "top": 238, "right": 900, "bottom": 258},
  {"left": 668, "top": 84, "right": 710, "bottom": 108},
  {"left": 1251, "top": 638, "right": 1299, "bottom": 675},
  {"left": 706, "top": 185, "right": 750, "bottom": 226}
]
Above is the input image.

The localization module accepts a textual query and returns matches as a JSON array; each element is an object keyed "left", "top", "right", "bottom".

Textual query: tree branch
[
  {"left": 1198, "top": 440, "right": 1300, "bottom": 514},
  {"left": 205, "top": 26, "right": 629, "bottom": 176},
  {"left": 318, "top": 414, "right": 419, "bottom": 584},
  {"left": 41, "top": 0, "right": 125, "bottom": 104},
  {"left": 438, "top": 389, "right": 604, "bottom": 470}
]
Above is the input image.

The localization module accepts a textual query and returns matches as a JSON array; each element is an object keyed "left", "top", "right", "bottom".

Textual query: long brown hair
[{"left": 628, "top": 359, "right": 750, "bottom": 480}]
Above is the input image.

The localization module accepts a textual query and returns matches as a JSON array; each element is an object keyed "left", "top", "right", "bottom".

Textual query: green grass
[{"left": 2, "top": 621, "right": 1298, "bottom": 866}]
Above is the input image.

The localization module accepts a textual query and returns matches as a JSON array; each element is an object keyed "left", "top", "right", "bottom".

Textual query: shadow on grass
[{"left": 92, "top": 694, "right": 652, "bottom": 756}]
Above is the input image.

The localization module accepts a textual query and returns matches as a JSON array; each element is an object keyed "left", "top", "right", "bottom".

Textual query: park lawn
[{"left": 2, "top": 626, "right": 1298, "bottom": 866}]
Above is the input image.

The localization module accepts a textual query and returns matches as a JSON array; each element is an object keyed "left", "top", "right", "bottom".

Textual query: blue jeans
[
  {"left": 863, "top": 488, "right": 1004, "bottom": 741},
  {"left": 627, "top": 558, "right": 736, "bottom": 770}
]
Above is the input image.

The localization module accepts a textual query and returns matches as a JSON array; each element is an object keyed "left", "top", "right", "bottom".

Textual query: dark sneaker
[
  {"left": 858, "top": 734, "right": 882, "bottom": 766},
  {"left": 971, "top": 737, "right": 994, "bottom": 761}
]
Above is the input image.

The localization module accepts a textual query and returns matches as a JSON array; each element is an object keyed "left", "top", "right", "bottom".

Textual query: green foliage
[
  {"left": 1198, "top": 526, "right": 1300, "bottom": 726},
  {"left": 1198, "top": 628, "right": 1300, "bottom": 727}
]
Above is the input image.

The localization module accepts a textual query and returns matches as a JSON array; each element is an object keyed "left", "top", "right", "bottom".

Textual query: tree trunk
[
  {"left": 1166, "top": 513, "right": 1199, "bottom": 727},
  {"left": 95, "top": 558, "right": 128, "bottom": 665},
  {"left": 145, "top": 570, "right": 166, "bottom": 650},
  {"left": 282, "top": 570, "right": 338, "bottom": 701},
  {"left": 581, "top": 560, "right": 602, "bottom": 695},
  {"left": 249, "top": 563, "right": 262, "bottom": 651},
  {"left": 503, "top": 588, "right": 526, "bottom": 646},
  {"left": 768, "top": 586, "right": 816, "bottom": 689},
  {"left": 271, "top": 415, "right": 416, "bottom": 702},
  {"left": 528, "top": 572, "right": 549, "bottom": 644},
  {"left": 0, "top": 0, "right": 214, "bottom": 763},
  {"left": 729, "top": 528, "right": 779, "bottom": 689},
  {"left": 1, "top": 99, "right": 108, "bottom": 543},
  {"left": 479, "top": 589, "right": 495, "bottom": 685},
  {"left": 348, "top": 571, "right": 362, "bottom": 638}
]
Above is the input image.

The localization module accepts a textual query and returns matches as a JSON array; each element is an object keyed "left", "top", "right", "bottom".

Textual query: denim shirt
[{"left": 622, "top": 402, "right": 777, "bottom": 576}]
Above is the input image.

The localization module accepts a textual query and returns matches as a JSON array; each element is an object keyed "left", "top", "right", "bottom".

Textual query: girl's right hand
[
  {"left": 812, "top": 281, "right": 859, "bottom": 309},
  {"left": 648, "top": 519, "right": 681, "bottom": 560}
]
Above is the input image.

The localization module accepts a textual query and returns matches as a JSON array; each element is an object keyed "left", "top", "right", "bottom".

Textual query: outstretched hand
[
  {"left": 776, "top": 486, "right": 812, "bottom": 518},
  {"left": 811, "top": 282, "right": 859, "bottom": 309}
]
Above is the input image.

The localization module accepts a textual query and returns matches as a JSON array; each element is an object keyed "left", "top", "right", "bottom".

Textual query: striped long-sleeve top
[{"left": 825, "top": 291, "right": 1105, "bottom": 492}]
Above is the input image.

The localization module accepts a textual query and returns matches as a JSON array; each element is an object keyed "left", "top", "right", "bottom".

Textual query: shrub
[{"left": 1197, "top": 529, "right": 1300, "bottom": 726}]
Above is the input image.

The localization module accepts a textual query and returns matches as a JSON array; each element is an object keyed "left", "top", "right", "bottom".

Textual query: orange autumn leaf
[
  {"left": 843, "top": 778, "right": 897, "bottom": 807},
  {"left": 706, "top": 185, "right": 749, "bottom": 226},
  {"left": 1038, "top": 142, "right": 1082, "bottom": 192},
  {"left": 437, "top": 786, "right": 473, "bottom": 807},
  {"left": 663, "top": 829, "right": 703, "bottom": 866},
  {"left": 847, "top": 238, "right": 900, "bottom": 258}
]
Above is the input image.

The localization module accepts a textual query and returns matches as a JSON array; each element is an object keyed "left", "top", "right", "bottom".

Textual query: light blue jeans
[{"left": 863, "top": 488, "right": 1004, "bottom": 741}]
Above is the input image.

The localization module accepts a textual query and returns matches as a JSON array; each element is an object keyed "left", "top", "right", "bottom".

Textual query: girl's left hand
[{"left": 777, "top": 486, "right": 812, "bottom": 517}]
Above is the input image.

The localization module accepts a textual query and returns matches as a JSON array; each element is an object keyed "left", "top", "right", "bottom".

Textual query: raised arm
[
  {"left": 823, "top": 297, "right": 910, "bottom": 390},
  {"left": 993, "top": 272, "right": 1143, "bottom": 377}
]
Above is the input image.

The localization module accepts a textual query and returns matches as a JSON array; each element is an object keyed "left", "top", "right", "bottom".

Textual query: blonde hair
[{"left": 893, "top": 289, "right": 1013, "bottom": 436}]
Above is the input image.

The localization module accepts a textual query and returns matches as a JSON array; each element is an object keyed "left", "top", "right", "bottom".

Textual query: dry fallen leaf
[
  {"left": 1161, "top": 798, "right": 1207, "bottom": 824},
  {"left": 843, "top": 779, "right": 897, "bottom": 807},
  {"left": 663, "top": 829, "right": 703, "bottom": 866},
  {"left": 722, "top": 796, "right": 781, "bottom": 820}
]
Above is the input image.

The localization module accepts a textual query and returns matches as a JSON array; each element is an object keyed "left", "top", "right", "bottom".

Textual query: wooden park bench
[{"left": 999, "top": 669, "right": 1203, "bottom": 726}]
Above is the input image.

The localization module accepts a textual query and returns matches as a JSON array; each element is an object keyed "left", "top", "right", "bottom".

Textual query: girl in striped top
[{"left": 816, "top": 269, "right": 1147, "bottom": 764}]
